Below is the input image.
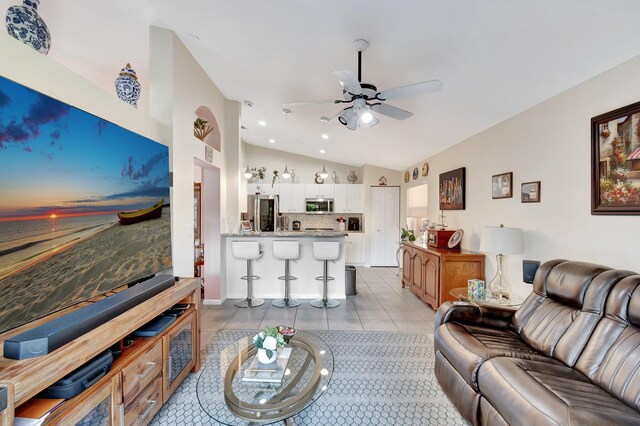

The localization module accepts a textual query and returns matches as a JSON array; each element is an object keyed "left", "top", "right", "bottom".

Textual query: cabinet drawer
[
  {"left": 122, "top": 340, "right": 162, "bottom": 406},
  {"left": 124, "top": 374, "right": 162, "bottom": 426}
]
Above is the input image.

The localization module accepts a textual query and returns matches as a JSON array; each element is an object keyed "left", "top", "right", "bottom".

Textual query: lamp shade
[{"left": 480, "top": 225, "right": 523, "bottom": 255}]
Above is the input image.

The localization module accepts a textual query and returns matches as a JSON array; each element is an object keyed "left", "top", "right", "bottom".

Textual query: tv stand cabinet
[{"left": 0, "top": 277, "right": 201, "bottom": 426}]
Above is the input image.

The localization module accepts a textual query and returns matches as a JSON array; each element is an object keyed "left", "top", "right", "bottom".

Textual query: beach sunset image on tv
[{"left": 0, "top": 76, "right": 171, "bottom": 334}]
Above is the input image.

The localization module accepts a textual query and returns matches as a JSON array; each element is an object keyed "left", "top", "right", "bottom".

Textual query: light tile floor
[{"left": 201, "top": 266, "right": 436, "bottom": 345}]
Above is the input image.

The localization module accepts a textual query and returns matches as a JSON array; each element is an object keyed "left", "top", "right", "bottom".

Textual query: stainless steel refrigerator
[{"left": 247, "top": 194, "right": 279, "bottom": 232}]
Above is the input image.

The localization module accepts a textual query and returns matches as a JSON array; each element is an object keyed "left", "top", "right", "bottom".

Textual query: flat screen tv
[{"left": 0, "top": 76, "right": 171, "bottom": 335}]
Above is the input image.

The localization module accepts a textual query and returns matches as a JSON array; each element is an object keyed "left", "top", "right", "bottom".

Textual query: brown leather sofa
[{"left": 434, "top": 259, "right": 640, "bottom": 425}]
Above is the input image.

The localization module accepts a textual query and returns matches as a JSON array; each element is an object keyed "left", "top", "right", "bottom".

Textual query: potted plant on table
[
  {"left": 253, "top": 326, "right": 286, "bottom": 364},
  {"left": 401, "top": 228, "right": 416, "bottom": 241}
]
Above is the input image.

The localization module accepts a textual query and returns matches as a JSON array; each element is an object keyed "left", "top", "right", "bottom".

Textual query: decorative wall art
[
  {"left": 439, "top": 167, "right": 466, "bottom": 210},
  {"left": 404, "top": 171, "right": 410, "bottom": 183},
  {"left": 521, "top": 181, "right": 541, "bottom": 203},
  {"left": 591, "top": 101, "right": 640, "bottom": 215},
  {"left": 412, "top": 167, "right": 419, "bottom": 180},
  {"left": 492, "top": 172, "right": 513, "bottom": 199},
  {"left": 422, "top": 162, "right": 429, "bottom": 177}
]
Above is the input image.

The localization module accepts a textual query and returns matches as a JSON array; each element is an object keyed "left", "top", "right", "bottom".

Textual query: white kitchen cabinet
[
  {"left": 278, "top": 184, "right": 306, "bottom": 213},
  {"left": 334, "top": 184, "right": 363, "bottom": 213},
  {"left": 346, "top": 233, "right": 365, "bottom": 265},
  {"left": 305, "top": 184, "right": 334, "bottom": 199},
  {"left": 369, "top": 186, "right": 400, "bottom": 266}
]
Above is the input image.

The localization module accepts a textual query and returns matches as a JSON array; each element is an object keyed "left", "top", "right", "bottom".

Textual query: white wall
[
  {"left": 245, "top": 144, "right": 362, "bottom": 185},
  {"left": 0, "top": 34, "right": 166, "bottom": 145},
  {"left": 408, "top": 55, "right": 640, "bottom": 298},
  {"left": 149, "top": 27, "right": 239, "bottom": 303}
]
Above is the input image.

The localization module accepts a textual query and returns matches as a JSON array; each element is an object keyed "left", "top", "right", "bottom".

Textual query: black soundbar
[{"left": 3, "top": 275, "right": 176, "bottom": 360}]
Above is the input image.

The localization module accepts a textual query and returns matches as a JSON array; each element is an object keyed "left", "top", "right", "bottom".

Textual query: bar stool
[
  {"left": 311, "top": 241, "right": 341, "bottom": 309},
  {"left": 232, "top": 241, "right": 264, "bottom": 308},
  {"left": 271, "top": 241, "right": 301, "bottom": 308}
]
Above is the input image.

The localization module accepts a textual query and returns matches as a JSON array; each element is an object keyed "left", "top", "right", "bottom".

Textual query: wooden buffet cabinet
[
  {"left": 0, "top": 277, "right": 201, "bottom": 426},
  {"left": 401, "top": 242, "right": 485, "bottom": 310}
]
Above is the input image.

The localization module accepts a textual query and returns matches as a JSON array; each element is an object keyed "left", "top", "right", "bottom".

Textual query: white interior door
[{"left": 369, "top": 187, "right": 400, "bottom": 266}]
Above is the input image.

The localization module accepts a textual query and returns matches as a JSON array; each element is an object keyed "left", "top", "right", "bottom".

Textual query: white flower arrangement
[{"left": 253, "top": 326, "right": 286, "bottom": 359}]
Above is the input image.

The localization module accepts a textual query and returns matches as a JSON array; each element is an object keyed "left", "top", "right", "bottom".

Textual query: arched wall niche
[{"left": 195, "top": 105, "right": 221, "bottom": 152}]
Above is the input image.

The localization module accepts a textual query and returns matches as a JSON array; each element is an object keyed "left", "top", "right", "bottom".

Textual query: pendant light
[
  {"left": 243, "top": 166, "right": 253, "bottom": 179},
  {"left": 319, "top": 165, "right": 329, "bottom": 179},
  {"left": 281, "top": 108, "right": 292, "bottom": 180}
]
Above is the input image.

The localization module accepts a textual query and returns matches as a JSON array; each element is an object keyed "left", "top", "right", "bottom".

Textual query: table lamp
[{"left": 479, "top": 224, "right": 523, "bottom": 299}]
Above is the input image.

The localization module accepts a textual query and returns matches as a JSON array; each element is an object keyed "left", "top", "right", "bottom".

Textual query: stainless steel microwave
[{"left": 305, "top": 198, "right": 334, "bottom": 214}]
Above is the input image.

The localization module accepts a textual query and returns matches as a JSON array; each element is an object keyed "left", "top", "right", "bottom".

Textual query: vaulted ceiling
[{"left": 25, "top": 0, "right": 640, "bottom": 169}]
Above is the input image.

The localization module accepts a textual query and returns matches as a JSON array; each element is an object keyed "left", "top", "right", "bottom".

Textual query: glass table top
[
  {"left": 196, "top": 331, "right": 334, "bottom": 425},
  {"left": 449, "top": 287, "right": 524, "bottom": 307}
]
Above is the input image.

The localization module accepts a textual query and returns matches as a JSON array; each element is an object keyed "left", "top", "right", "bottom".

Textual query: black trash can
[{"left": 345, "top": 265, "right": 357, "bottom": 295}]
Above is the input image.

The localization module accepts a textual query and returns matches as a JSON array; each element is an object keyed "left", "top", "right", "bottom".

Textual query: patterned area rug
[{"left": 150, "top": 330, "right": 463, "bottom": 425}]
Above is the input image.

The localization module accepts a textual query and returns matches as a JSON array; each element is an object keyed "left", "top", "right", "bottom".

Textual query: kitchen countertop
[{"left": 222, "top": 231, "right": 349, "bottom": 237}]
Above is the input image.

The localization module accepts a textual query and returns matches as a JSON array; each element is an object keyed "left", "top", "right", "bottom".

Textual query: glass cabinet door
[{"left": 163, "top": 312, "right": 196, "bottom": 403}]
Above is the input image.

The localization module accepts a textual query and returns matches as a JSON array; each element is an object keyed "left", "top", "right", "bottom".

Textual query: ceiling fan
[{"left": 282, "top": 39, "right": 443, "bottom": 130}]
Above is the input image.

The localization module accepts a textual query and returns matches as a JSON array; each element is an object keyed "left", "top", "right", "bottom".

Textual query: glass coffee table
[
  {"left": 449, "top": 287, "right": 524, "bottom": 307},
  {"left": 196, "top": 331, "right": 333, "bottom": 425}
]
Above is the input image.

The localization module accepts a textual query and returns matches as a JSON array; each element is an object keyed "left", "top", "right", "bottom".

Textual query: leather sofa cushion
[
  {"left": 575, "top": 276, "right": 640, "bottom": 410},
  {"left": 435, "top": 322, "right": 552, "bottom": 390},
  {"left": 478, "top": 357, "right": 640, "bottom": 426}
]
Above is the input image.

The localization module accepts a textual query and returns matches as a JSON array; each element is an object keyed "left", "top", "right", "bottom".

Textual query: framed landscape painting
[
  {"left": 592, "top": 101, "right": 640, "bottom": 215},
  {"left": 439, "top": 167, "right": 465, "bottom": 210}
]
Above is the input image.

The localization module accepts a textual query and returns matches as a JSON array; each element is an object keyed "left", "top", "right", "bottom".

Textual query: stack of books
[{"left": 242, "top": 348, "right": 292, "bottom": 384}]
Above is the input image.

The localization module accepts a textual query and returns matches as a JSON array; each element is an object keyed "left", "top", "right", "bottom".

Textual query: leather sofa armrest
[{"left": 435, "top": 301, "right": 516, "bottom": 330}]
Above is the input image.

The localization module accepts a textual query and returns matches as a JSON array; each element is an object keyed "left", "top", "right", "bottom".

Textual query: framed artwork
[
  {"left": 403, "top": 170, "right": 410, "bottom": 183},
  {"left": 240, "top": 220, "right": 253, "bottom": 232},
  {"left": 591, "top": 101, "right": 640, "bottom": 215},
  {"left": 492, "top": 172, "right": 513, "bottom": 199},
  {"left": 412, "top": 167, "right": 419, "bottom": 180},
  {"left": 521, "top": 181, "right": 541, "bottom": 203},
  {"left": 439, "top": 167, "right": 465, "bottom": 210}
]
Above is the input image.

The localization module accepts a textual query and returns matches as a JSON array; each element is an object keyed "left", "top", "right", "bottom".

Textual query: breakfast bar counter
[{"left": 221, "top": 232, "right": 347, "bottom": 301}]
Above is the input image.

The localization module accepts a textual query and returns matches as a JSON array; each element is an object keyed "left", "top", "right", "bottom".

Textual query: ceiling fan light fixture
[{"left": 360, "top": 110, "right": 374, "bottom": 124}]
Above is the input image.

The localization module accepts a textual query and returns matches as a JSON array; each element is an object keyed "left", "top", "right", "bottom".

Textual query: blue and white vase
[
  {"left": 115, "top": 63, "right": 141, "bottom": 108},
  {"left": 5, "top": 0, "right": 51, "bottom": 55}
]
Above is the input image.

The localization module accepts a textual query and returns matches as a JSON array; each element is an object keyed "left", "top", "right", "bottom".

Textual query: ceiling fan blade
[
  {"left": 377, "top": 79, "right": 443, "bottom": 101},
  {"left": 282, "top": 99, "right": 337, "bottom": 108},
  {"left": 333, "top": 70, "right": 362, "bottom": 96},
  {"left": 370, "top": 103, "right": 414, "bottom": 120}
]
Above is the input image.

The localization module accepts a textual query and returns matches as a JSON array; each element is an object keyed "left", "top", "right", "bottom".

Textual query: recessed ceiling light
[
  {"left": 258, "top": 121, "right": 266, "bottom": 127},
  {"left": 269, "top": 139, "right": 276, "bottom": 143},
  {"left": 321, "top": 133, "right": 329, "bottom": 140},
  {"left": 319, "top": 149, "right": 326, "bottom": 154}
]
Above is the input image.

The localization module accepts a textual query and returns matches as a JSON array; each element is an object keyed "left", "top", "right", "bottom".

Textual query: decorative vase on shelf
[
  {"left": 257, "top": 348, "right": 277, "bottom": 364},
  {"left": 6, "top": 0, "right": 51, "bottom": 55},
  {"left": 115, "top": 63, "right": 141, "bottom": 108},
  {"left": 347, "top": 171, "right": 358, "bottom": 184}
]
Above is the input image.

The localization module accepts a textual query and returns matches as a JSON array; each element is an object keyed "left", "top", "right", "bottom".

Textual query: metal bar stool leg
[
  {"left": 311, "top": 260, "right": 340, "bottom": 308},
  {"left": 235, "top": 259, "right": 264, "bottom": 308},
  {"left": 272, "top": 260, "right": 301, "bottom": 308}
]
